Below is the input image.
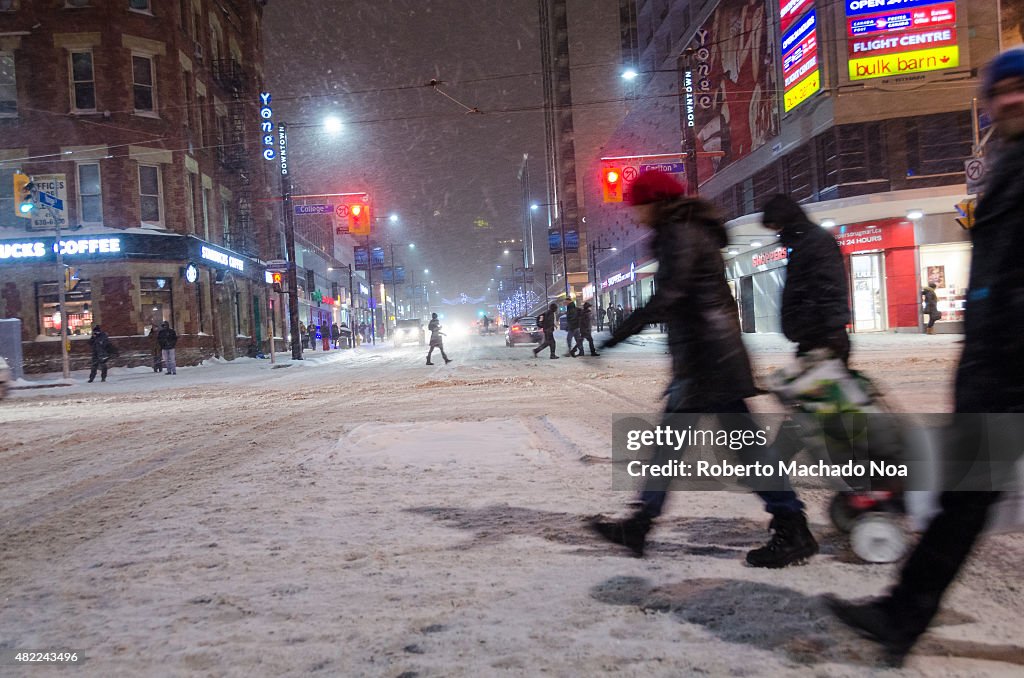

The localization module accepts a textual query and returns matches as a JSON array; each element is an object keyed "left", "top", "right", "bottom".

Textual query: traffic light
[
  {"left": 955, "top": 199, "right": 975, "bottom": 230},
  {"left": 601, "top": 167, "right": 623, "bottom": 203},
  {"left": 270, "top": 271, "right": 284, "bottom": 292},
  {"left": 349, "top": 203, "right": 371, "bottom": 236},
  {"left": 13, "top": 173, "right": 34, "bottom": 218}
]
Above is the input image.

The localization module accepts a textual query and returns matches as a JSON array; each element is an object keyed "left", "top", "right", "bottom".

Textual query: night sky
[{"left": 262, "top": 0, "right": 550, "bottom": 301}]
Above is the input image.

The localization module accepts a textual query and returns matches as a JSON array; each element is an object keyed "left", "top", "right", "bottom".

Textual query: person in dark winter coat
[
  {"left": 760, "top": 193, "right": 851, "bottom": 363},
  {"left": 564, "top": 299, "right": 583, "bottom": 357},
  {"left": 827, "top": 48, "right": 1024, "bottom": 661},
  {"left": 921, "top": 283, "right": 940, "bottom": 334},
  {"left": 331, "top": 322, "right": 341, "bottom": 348},
  {"left": 532, "top": 303, "right": 559, "bottom": 359},
  {"left": 578, "top": 301, "right": 599, "bottom": 356},
  {"left": 592, "top": 170, "right": 815, "bottom": 568},
  {"left": 150, "top": 323, "right": 163, "bottom": 373},
  {"left": 426, "top": 313, "right": 451, "bottom": 365},
  {"left": 87, "top": 326, "right": 112, "bottom": 383},
  {"left": 157, "top": 321, "right": 178, "bottom": 375}
]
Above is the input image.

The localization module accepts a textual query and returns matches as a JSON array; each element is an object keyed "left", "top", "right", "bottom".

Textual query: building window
[
  {"left": 184, "top": 172, "right": 196, "bottom": 234},
  {"left": 0, "top": 0, "right": 19, "bottom": 12},
  {"left": 132, "top": 54, "right": 155, "bottom": 113},
  {"left": 1, "top": 167, "right": 20, "bottom": 228},
  {"left": 69, "top": 50, "right": 96, "bottom": 112},
  {"left": 221, "top": 196, "right": 231, "bottom": 244},
  {"left": 77, "top": 163, "right": 102, "bottom": 224},
  {"left": 138, "top": 164, "right": 162, "bottom": 226},
  {"left": 0, "top": 53, "right": 15, "bottom": 117},
  {"left": 195, "top": 93, "right": 206, "bottom": 146},
  {"left": 201, "top": 187, "right": 211, "bottom": 240},
  {"left": 37, "top": 281, "right": 93, "bottom": 337},
  {"left": 140, "top": 277, "right": 173, "bottom": 334},
  {"left": 129, "top": 0, "right": 151, "bottom": 11},
  {"left": 919, "top": 244, "right": 971, "bottom": 323}
]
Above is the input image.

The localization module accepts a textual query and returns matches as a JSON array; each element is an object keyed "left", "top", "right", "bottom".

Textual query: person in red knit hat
[{"left": 591, "top": 170, "right": 817, "bottom": 568}]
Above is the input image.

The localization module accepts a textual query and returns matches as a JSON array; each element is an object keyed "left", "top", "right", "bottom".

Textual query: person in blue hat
[{"left": 827, "top": 47, "right": 1024, "bottom": 662}]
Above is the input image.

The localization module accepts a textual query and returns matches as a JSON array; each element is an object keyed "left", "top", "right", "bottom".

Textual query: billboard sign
[
  {"left": 370, "top": 246, "right": 385, "bottom": 270},
  {"left": 691, "top": 0, "right": 780, "bottom": 181},
  {"left": 782, "top": 9, "right": 821, "bottom": 111},
  {"left": 353, "top": 246, "right": 369, "bottom": 271},
  {"left": 846, "top": 0, "right": 960, "bottom": 82},
  {"left": 780, "top": 0, "right": 815, "bottom": 33}
]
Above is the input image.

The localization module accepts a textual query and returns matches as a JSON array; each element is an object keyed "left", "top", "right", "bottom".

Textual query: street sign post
[
  {"left": 30, "top": 174, "right": 67, "bottom": 230},
  {"left": 293, "top": 204, "right": 333, "bottom": 215}
]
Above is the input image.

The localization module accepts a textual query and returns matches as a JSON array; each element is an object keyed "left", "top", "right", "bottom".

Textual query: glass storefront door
[{"left": 850, "top": 253, "right": 887, "bottom": 332}]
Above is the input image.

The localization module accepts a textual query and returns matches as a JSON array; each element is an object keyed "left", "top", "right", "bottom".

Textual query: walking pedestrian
[
  {"left": 532, "top": 303, "right": 560, "bottom": 359},
  {"left": 760, "top": 193, "right": 851, "bottom": 363},
  {"left": 564, "top": 298, "right": 583, "bottom": 357},
  {"left": 591, "top": 170, "right": 816, "bottom": 567},
  {"left": 579, "top": 301, "right": 599, "bottom": 356},
  {"left": 87, "top": 325, "right": 112, "bottom": 383},
  {"left": 606, "top": 306, "right": 615, "bottom": 333},
  {"left": 426, "top": 313, "right": 452, "bottom": 365},
  {"left": 299, "top": 322, "right": 308, "bottom": 349},
  {"left": 614, "top": 304, "right": 624, "bottom": 331},
  {"left": 331, "top": 322, "right": 340, "bottom": 348},
  {"left": 921, "top": 283, "right": 940, "bottom": 334},
  {"left": 826, "top": 48, "right": 1024, "bottom": 662},
  {"left": 157, "top": 320, "right": 178, "bottom": 375}
]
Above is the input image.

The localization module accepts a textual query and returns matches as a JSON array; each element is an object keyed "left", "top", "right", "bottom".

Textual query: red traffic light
[
  {"left": 271, "top": 271, "right": 284, "bottom": 292},
  {"left": 605, "top": 170, "right": 619, "bottom": 184},
  {"left": 601, "top": 166, "right": 623, "bottom": 203}
]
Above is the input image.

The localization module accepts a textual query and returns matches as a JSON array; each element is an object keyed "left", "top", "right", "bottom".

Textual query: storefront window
[
  {"left": 140, "top": 277, "right": 173, "bottom": 334},
  {"left": 919, "top": 243, "right": 971, "bottom": 322},
  {"left": 37, "top": 281, "right": 93, "bottom": 337}
]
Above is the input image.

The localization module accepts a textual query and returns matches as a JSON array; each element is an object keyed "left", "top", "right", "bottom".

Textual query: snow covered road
[{"left": 1, "top": 333, "right": 1020, "bottom": 676}]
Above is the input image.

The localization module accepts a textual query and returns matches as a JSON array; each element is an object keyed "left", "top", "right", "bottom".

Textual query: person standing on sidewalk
[
  {"left": 578, "top": 301, "right": 599, "bottom": 356},
  {"left": 157, "top": 321, "right": 178, "bottom": 375},
  {"left": 921, "top": 283, "right": 940, "bottom": 334},
  {"left": 591, "top": 170, "right": 816, "bottom": 567},
  {"left": 826, "top": 47, "right": 1024, "bottom": 662},
  {"left": 760, "top": 193, "right": 851, "bottom": 364},
  {"left": 532, "top": 303, "right": 559, "bottom": 359},
  {"left": 426, "top": 313, "right": 452, "bottom": 365}
]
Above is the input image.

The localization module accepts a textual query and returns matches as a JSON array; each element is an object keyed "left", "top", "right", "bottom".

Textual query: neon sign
[{"left": 259, "top": 92, "right": 275, "bottom": 161}]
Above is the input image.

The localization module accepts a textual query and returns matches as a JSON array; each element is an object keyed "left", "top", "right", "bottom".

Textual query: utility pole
[
  {"left": 389, "top": 243, "right": 399, "bottom": 326},
  {"left": 366, "top": 235, "right": 376, "bottom": 345},
  {"left": 279, "top": 122, "right": 302, "bottom": 360}
]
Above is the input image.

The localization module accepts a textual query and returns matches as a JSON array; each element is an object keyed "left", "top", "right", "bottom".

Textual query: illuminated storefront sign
[
  {"left": 752, "top": 247, "right": 788, "bottom": 268},
  {"left": 849, "top": 44, "right": 958, "bottom": 80},
  {"left": 782, "top": 7, "right": 821, "bottom": 112},
  {"left": 780, "top": 0, "right": 815, "bottom": 32},
  {"left": 259, "top": 92, "right": 275, "bottom": 162},
  {"left": 0, "top": 237, "right": 122, "bottom": 261},
  {"left": 200, "top": 245, "right": 244, "bottom": 271},
  {"left": 846, "top": 0, "right": 940, "bottom": 16},
  {"left": 846, "top": 0, "right": 959, "bottom": 81}
]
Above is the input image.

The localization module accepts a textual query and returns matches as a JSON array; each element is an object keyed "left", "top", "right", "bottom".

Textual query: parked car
[
  {"left": 0, "top": 355, "right": 10, "bottom": 400},
  {"left": 394, "top": 318, "right": 425, "bottom": 346},
  {"left": 505, "top": 316, "right": 542, "bottom": 346}
]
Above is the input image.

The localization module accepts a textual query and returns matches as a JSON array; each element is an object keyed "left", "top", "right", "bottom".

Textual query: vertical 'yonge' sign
[
  {"left": 846, "top": 0, "right": 959, "bottom": 81},
  {"left": 781, "top": 3, "right": 820, "bottom": 112},
  {"left": 259, "top": 92, "right": 275, "bottom": 161}
]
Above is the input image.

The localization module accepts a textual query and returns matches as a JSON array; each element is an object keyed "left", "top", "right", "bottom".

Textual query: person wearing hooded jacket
[
  {"left": 564, "top": 298, "right": 583, "bottom": 357},
  {"left": 760, "top": 193, "right": 851, "bottom": 363},
  {"left": 591, "top": 170, "right": 815, "bottom": 568},
  {"left": 87, "top": 325, "right": 112, "bottom": 383},
  {"left": 532, "top": 303, "right": 559, "bottom": 359},
  {"left": 157, "top": 321, "right": 178, "bottom": 375},
  {"left": 826, "top": 47, "right": 1024, "bottom": 662},
  {"left": 578, "top": 301, "right": 599, "bottom": 356}
]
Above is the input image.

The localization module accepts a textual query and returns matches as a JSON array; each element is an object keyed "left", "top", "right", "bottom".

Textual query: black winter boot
[
  {"left": 745, "top": 512, "right": 818, "bottom": 568},
  {"left": 589, "top": 513, "right": 652, "bottom": 557},
  {"left": 823, "top": 595, "right": 920, "bottom": 663}
]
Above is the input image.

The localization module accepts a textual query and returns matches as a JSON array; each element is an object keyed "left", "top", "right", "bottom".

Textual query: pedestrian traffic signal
[
  {"left": 268, "top": 270, "right": 284, "bottom": 292},
  {"left": 955, "top": 199, "right": 975, "bottom": 230},
  {"left": 13, "top": 173, "right": 34, "bottom": 218},
  {"left": 349, "top": 203, "right": 371, "bottom": 236},
  {"left": 601, "top": 167, "right": 623, "bottom": 203}
]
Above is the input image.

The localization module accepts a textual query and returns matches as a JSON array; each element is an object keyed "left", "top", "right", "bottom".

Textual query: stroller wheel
[
  {"left": 829, "top": 493, "right": 860, "bottom": 533},
  {"left": 850, "top": 514, "right": 908, "bottom": 564}
]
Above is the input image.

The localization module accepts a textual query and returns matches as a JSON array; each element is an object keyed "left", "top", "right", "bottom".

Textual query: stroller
[{"left": 767, "top": 350, "right": 909, "bottom": 563}]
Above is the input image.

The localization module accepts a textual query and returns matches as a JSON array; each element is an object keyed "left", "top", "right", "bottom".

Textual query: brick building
[{"left": 0, "top": 0, "right": 278, "bottom": 372}]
